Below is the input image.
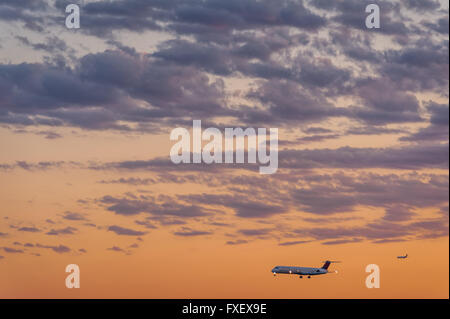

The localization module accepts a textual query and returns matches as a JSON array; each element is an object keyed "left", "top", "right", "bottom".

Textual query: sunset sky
[{"left": 0, "top": 0, "right": 448, "bottom": 298}]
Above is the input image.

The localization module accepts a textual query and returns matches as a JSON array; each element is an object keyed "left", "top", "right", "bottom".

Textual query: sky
[{"left": 0, "top": 0, "right": 448, "bottom": 298}]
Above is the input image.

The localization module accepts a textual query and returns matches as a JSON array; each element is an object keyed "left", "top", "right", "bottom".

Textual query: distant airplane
[
  {"left": 271, "top": 260, "right": 340, "bottom": 279},
  {"left": 397, "top": 253, "right": 408, "bottom": 259}
]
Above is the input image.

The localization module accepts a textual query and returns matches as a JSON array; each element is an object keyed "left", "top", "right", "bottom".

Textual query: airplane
[
  {"left": 271, "top": 260, "right": 340, "bottom": 279},
  {"left": 397, "top": 253, "right": 408, "bottom": 259}
]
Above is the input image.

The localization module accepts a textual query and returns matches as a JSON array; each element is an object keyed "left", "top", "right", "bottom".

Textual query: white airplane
[
  {"left": 271, "top": 260, "right": 340, "bottom": 279},
  {"left": 397, "top": 253, "right": 408, "bottom": 259}
]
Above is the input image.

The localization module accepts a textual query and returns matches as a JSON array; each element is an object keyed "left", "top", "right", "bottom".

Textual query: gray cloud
[
  {"left": 173, "top": 227, "right": 213, "bottom": 237},
  {"left": 290, "top": 216, "right": 449, "bottom": 243},
  {"left": 238, "top": 228, "right": 273, "bottom": 236},
  {"left": 278, "top": 240, "right": 311, "bottom": 246},
  {"left": 36, "top": 243, "right": 71, "bottom": 253},
  {"left": 400, "top": 102, "right": 449, "bottom": 142},
  {"left": 0, "top": 49, "right": 226, "bottom": 131},
  {"left": 226, "top": 239, "right": 248, "bottom": 245},
  {"left": 178, "top": 193, "right": 286, "bottom": 218},
  {"left": 279, "top": 144, "right": 449, "bottom": 170},
  {"left": 99, "top": 195, "right": 211, "bottom": 218},
  {"left": 322, "top": 238, "right": 363, "bottom": 245},
  {"left": 291, "top": 173, "right": 448, "bottom": 215},
  {"left": 107, "top": 225, "right": 147, "bottom": 236},
  {"left": 46, "top": 227, "right": 78, "bottom": 236},
  {"left": 1, "top": 0, "right": 446, "bottom": 133},
  {"left": 2, "top": 247, "right": 24, "bottom": 253},
  {"left": 107, "top": 246, "right": 126, "bottom": 253},
  {"left": 134, "top": 220, "right": 158, "bottom": 229},
  {"left": 17, "top": 227, "right": 41, "bottom": 233},
  {"left": 61, "top": 211, "right": 87, "bottom": 221}
]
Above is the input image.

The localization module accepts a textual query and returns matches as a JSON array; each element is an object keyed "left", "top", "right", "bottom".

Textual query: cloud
[
  {"left": 2, "top": 0, "right": 446, "bottom": 133},
  {"left": 347, "top": 78, "right": 423, "bottom": 125},
  {"left": 0, "top": 49, "right": 227, "bottom": 131},
  {"left": 84, "top": 142, "right": 449, "bottom": 176},
  {"left": 400, "top": 102, "right": 449, "bottom": 143},
  {"left": 0, "top": 161, "right": 78, "bottom": 171},
  {"left": 134, "top": 220, "right": 158, "bottom": 229},
  {"left": 379, "top": 40, "right": 448, "bottom": 93},
  {"left": 291, "top": 173, "right": 448, "bottom": 214},
  {"left": 372, "top": 238, "right": 407, "bottom": 244},
  {"left": 404, "top": 0, "right": 440, "bottom": 11},
  {"left": 98, "top": 177, "right": 157, "bottom": 186},
  {"left": 16, "top": 35, "right": 70, "bottom": 55},
  {"left": 36, "top": 243, "right": 71, "bottom": 253},
  {"left": 290, "top": 216, "right": 449, "bottom": 243},
  {"left": 2, "top": 247, "right": 24, "bottom": 253},
  {"left": 279, "top": 144, "right": 449, "bottom": 170},
  {"left": 279, "top": 133, "right": 341, "bottom": 146},
  {"left": 242, "top": 79, "right": 346, "bottom": 125},
  {"left": 107, "top": 225, "right": 147, "bottom": 236},
  {"left": 17, "top": 227, "right": 41, "bottom": 233},
  {"left": 383, "top": 205, "right": 415, "bottom": 222},
  {"left": 51, "top": 0, "right": 325, "bottom": 38},
  {"left": 173, "top": 227, "right": 213, "bottom": 237},
  {"left": 107, "top": 246, "right": 125, "bottom": 252},
  {"left": 99, "top": 195, "right": 211, "bottom": 218},
  {"left": 46, "top": 227, "right": 78, "bottom": 236},
  {"left": 0, "top": 0, "right": 448, "bottom": 251},
  {"left": 238, "top": 228, "right": 272, "bottom": 236},
  {"left": 179, "top": 193, "right": 286, "bottom": 218},
  {"left": 278, "top": 240, "right": 311, "bottom": 246},
  {"left": 61, "top": 211, "right": 87, "bottom": 221},
  {"left": 0, "top": 0, "right": 47, "bottom": 31},
  {"left": 226, "top": 239, "right": 248, "bottom": 245},
  {"left": 322, "top": 238, "right": 363, "bottom": 245},
  {"left": 423, "top": 17, "right": 449, "bottom": 35}
]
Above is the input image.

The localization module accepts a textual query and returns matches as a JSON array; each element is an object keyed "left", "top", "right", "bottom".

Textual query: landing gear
[
  {"left": 308, "top": 276, "right": 311, "bottom": 278},
  {"left": 273, "top": 273, "right": 276, "bottom": 276}
]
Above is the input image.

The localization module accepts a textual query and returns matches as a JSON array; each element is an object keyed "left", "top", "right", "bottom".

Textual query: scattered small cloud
[
  {"left": 61, "top": 211, "right": 87, "bottom": 221},
  {"left": 173, "top": 227, "right": 213, "bottom": 237},
  {"left": 36, "top": 243, "right": 71, "bottom": 253},
  {"left": 226, "top": 239, "right": 248, "bottom": 245},
  {"left": 2, "top": 247, "right": 24, "bottom": 253},
  {"left": 107, "top": 225, "right": 147, "bottom": 236},
  {"left": 46, "top": 227, "right": 78, "bottom": 236},
  {"left": 17, "top": 227, "right": 40, "bottom": 233}
]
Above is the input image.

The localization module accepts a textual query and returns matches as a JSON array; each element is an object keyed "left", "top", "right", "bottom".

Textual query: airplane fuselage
[{"left": 271, "top": 266, "right": 328, "bottom": 276}]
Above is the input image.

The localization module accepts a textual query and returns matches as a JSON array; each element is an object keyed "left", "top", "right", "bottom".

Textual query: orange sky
[{"left": 0, "top": 126, "right": 448, "bottom": 298}]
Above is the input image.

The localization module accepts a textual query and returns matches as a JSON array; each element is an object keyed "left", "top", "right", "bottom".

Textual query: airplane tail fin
[
  {"left": 321, "top": 260, "right": 341, "bottom": 269},
  {"left": 321, "top": 261, "right": 331, "bottom": 269}
]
